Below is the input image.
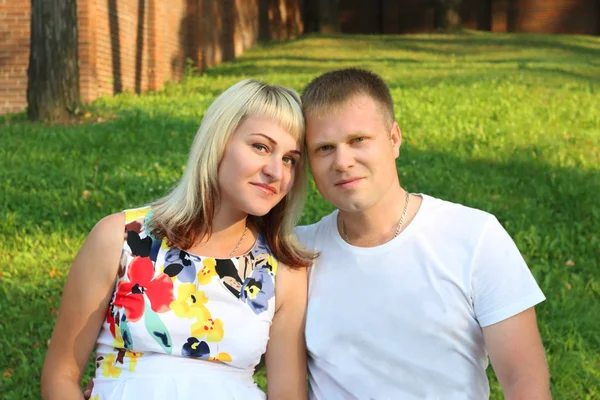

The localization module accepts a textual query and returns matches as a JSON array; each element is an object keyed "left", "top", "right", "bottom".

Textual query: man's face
[{"left": 305, "top": 94, "right": 401, "bottom": 213}]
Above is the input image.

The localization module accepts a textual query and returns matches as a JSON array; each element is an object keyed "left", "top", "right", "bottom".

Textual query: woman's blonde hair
[{"left": 150, "top": 79, "right": 314, "bottom": 267}]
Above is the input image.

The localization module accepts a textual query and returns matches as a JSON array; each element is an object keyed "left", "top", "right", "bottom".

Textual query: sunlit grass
[{"left": 1, "top": 31, "right": 599, "bottom": 399}]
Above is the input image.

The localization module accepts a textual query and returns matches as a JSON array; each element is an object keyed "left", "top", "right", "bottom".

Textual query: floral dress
[{"left": 90, "top": 207, "right": 278, "bottom": 399}]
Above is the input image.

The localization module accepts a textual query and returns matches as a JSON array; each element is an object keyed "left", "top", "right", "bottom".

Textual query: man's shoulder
[
  {"left": 295, "top": 211, "right": 337, "bottom": 247},
  {"left": 421, "top": 194, "right": 492, "bottom": 227}
]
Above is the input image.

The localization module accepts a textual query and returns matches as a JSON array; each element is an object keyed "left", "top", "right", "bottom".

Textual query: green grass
[{"left": 1, "top": 31, "right": 599, "bottom": 399}]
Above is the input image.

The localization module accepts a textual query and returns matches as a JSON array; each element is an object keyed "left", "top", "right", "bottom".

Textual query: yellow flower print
[
  {"left": 124, "top": 207, "right": 151, "bottom": 223},
  {"left": 255, "top": 253, "right": 278, "bottom": 276},
  {"left": 210, "top": 352, "right": 232, "bottom": 362},
  {"left": 160, "top": 238, "right": 170, "bottom": 250},
  {"left": 126, "top": 351, "right": 143, "bottom": 372},
  {"left": 170, "top": 284, "right": 211, "bottom": 320},
  {"left": 197, "top": 258, "right": 218, "bottom": 285},
  {"left": 101, "top": 353, "right": 122, "bottom": 379},
  {"left": 90, "top": 394, "right": 100, "bottom": 400},
  {"left": 266, "top": 254, "right": 278, "bottom": 276},
  {"left": 244, "top": 282, "right": 261, "bottom": 299},
  {"left": 191, "top": 317, "right": 225, "bottom": 342},
  {"left": 111, "top": 322, "right": 125, "bottom": 349}
]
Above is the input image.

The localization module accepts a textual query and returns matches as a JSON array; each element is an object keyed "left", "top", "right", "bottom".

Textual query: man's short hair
[{"left": 301, "top": 68, "right": 395, "bottom": 129}]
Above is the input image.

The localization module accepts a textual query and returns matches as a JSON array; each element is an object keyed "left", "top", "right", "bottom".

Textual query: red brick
[{"left": 1, "top": 0, "right": 304, "bottom": 114}]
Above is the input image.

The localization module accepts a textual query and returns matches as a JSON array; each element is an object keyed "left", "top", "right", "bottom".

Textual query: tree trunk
[
  {"left": 302, "top": 0, "right": 320, "bottom": 33},
  {"left": 507, "top": 0, "right": 519, "bottom": 32},
  {"left": 318, "top": 0, "right": 340, "bottom": 33},
  {"left": 434, "top": 0, "right": 462, "bottom": 31},
  {"left": 478, "top": 0, "right": 492, "bottom": 31},
  {"left": 27, "top": 0, "right": 81, "bottom": 122}
]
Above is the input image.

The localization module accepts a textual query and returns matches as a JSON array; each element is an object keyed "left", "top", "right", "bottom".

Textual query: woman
[{"left": 41, "top": 79, "right": 313, "bottom": 399}]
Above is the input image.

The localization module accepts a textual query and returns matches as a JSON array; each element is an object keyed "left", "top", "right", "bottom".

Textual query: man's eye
[
  {"left": 317, "top": 145, "right": 333, "bottom": 152},
  {"left": 353, "top": 137, "right": 366, "bottom": 143}
]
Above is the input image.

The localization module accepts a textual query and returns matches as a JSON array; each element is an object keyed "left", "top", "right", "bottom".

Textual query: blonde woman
[{"left": 41, "top": 80, "right": 313, "bottom": 400}]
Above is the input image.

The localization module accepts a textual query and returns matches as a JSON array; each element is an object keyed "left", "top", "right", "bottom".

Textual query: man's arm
[{"left": 483, "top": 307, "right": 551, "bottom": 400}]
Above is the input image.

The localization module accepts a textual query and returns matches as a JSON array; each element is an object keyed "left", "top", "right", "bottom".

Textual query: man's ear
[{"left": 390, "top": 121, "right": 402, "bottom": 159}]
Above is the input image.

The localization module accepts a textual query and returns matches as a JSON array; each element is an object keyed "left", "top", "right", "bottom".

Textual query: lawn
[{"left": 1, "top": 31, "right": 599, "bottom": 399}]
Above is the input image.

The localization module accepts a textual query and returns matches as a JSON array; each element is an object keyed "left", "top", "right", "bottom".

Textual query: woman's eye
[
  {"left": 253, "top": 143, "right": 268, "bottom": 152},
  {"left": 283, "top": 156, "right": 296, "bottom": 166}
]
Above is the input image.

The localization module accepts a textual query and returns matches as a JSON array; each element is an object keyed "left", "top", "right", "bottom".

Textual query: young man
[{"left": 295, "top": 68, "right": 551, "bottom": 399}]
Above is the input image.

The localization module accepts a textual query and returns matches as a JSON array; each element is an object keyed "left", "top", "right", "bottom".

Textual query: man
[{"left": 295, "top": 68, "right": 551, "bottom": 399}]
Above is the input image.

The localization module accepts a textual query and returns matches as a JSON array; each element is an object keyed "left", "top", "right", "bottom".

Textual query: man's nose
[{"left": 333, "top": 147, "right": 354, "bottom": 172}]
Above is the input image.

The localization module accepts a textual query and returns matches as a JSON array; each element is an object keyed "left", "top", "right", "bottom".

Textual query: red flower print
[{"left": 113, "top": 257, "right": 174, "bottom": 322}]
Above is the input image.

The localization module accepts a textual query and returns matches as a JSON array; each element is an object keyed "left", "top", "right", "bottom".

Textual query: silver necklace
[
  {"left": 229, "top": 222, "right": 248, "bottom": 258},
  {"left": 341, "top": 191, "right": 410, "bottom": 244}
]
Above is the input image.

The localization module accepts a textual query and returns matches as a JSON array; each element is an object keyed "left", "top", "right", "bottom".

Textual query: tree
[
  {"left": 434, "top": 0, "right": 463, "bottom": 31},
  {"left": 318, "top": 0, "right": 340, "bottom": 33},
  {"left": 27, "top": 0, "right": 81, "bottom": 122},
  {"left": 478, "top": 0, "right": 492, "bottom": 31}
]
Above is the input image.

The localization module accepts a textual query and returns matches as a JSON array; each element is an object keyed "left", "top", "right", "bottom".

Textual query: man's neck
[{"left": 338, "top": 186, "right": 421, "bottom": 248}]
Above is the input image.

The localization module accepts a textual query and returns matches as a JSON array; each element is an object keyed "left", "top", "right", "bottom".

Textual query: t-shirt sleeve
[
  {"left": 471, "top": 216, "right": 546, "bottom": 327},
  {"left": 294, "top": 224, "right": 317, "bottom": 250}
]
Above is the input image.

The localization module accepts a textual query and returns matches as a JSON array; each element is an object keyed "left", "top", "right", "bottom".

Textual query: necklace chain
[
  {"left": 341, "top": 191, "right": 410, "bottom": 244},
  {"left": 229, "top": 222, "right": 248, "bottom": 258}
]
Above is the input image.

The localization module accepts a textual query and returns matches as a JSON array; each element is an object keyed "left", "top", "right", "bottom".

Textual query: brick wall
[
  {"left": 0, "top": 0, "right": 30, "bottom": 114},
  {"left": 336, "top": 0, "right": 599, "bottom": 35},
  {"left": 0, "top": 0, "right": 303, "bottom": 115},
  {"left": 492, "top": 0, "right": 599, "bottom": 34}
]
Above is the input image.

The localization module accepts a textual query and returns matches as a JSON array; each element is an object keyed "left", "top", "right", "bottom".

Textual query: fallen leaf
[
  {"left": 565, "top": 260, "right": 575, "bottom": 267},
  {"left": 566, "top": 282, "right": 572, "bottom": 290},
  {"left": 84, "top": 112, "right": 92, "bottom": 118},
  {"left": 82, "top": 190, "right": 91, "bottom": 200},
  {"left": 3, "top": 368, "right": 13, "bottom": 378},
  {"left": 49, "top": 269, "right": 57, "bottom": 278}
]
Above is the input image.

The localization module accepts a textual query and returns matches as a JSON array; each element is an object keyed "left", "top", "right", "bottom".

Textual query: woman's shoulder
[
  {"left": 71, "top": 212, "right": 126, "bottom": 283},
  {"left": 87, "top": 212, "right": 127, "bottom": 250}
]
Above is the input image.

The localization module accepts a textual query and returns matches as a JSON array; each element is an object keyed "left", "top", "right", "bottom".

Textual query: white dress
[{"left": 90, "top": 207, "right": 277, "bottom": 399}]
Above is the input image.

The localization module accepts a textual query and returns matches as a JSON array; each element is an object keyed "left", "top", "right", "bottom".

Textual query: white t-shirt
[{"left": 295, "top": 194, "right": 545, "bottom": 400}]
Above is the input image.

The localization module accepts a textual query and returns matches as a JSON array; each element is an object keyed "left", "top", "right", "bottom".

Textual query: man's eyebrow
[
  {"left": 309, "top": 140, "right": 333, "bottom": 150},
  {"left": 309, "top": 132, "right": 370, "bottom": 149},
  {"left": 347, "top": 131, "right": 370, "bottom": 139}
]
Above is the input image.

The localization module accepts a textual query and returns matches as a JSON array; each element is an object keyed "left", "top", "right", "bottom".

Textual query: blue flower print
[
  {"left": 163, "top": 248, "right": 201, "bottom": 282},
  {"left": 240, "top": 268, "right": 274, "bottom": 315},
  {"left": 182, "top": 337, "right": 210, "bottom": 359}
]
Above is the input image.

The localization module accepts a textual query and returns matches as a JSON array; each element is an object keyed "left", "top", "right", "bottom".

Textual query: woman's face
[{"left": 217, "top": 115, "right": 302, "bottom": 218}]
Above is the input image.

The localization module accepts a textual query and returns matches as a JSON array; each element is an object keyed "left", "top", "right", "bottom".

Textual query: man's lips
[
  {"left": 335, "top": 177, "right": 363, "bottom": 186},
  {"left": 250, "top": 183, "right": 277, "bottom": 195}
]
